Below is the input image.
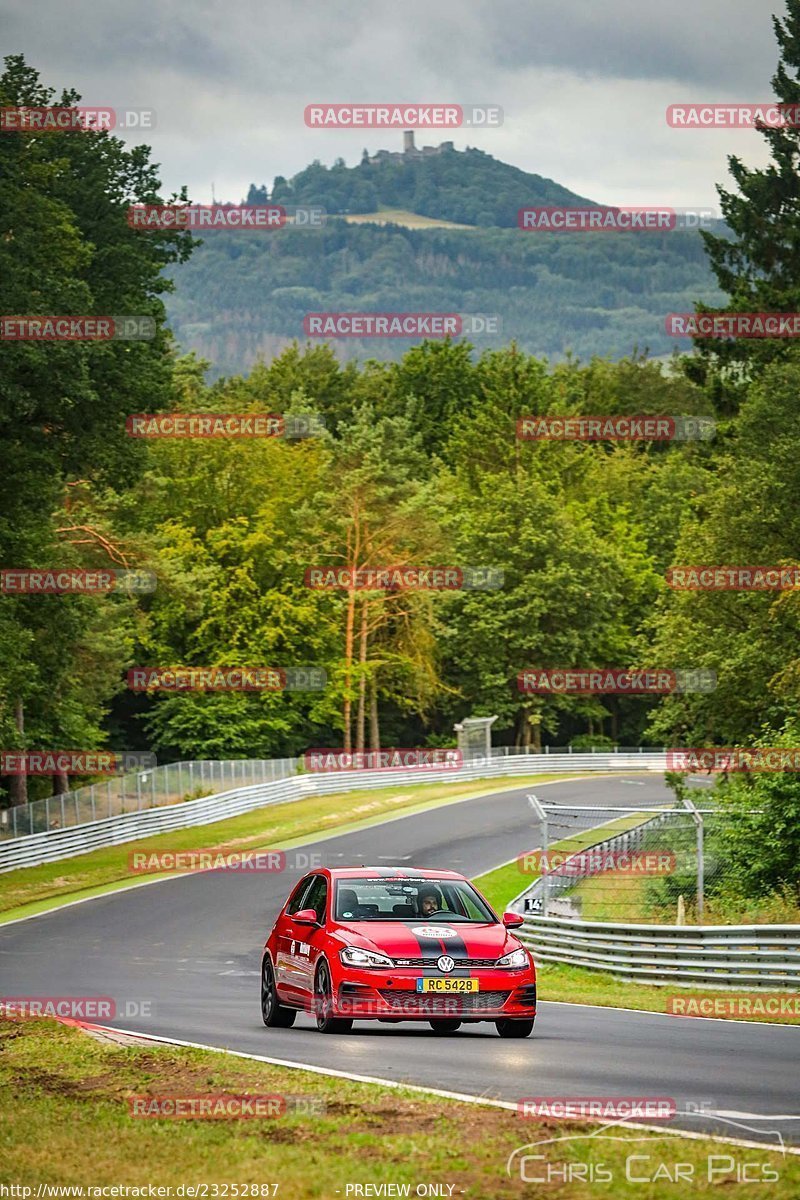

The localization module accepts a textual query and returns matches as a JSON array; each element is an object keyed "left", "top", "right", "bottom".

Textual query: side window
[
  {"left": 457, "top": 889, "right": 488, "bottom": 920},
  {"left": 303, "top": 875, "right": 328, "bottom": 924},
  {"left": 286, "top": 875, "right": 314, "bottom": 916}
]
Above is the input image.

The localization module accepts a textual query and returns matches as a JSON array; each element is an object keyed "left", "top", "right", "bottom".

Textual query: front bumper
[{"left": 330, "top": 966, "right": 537, "bottom": 1020}]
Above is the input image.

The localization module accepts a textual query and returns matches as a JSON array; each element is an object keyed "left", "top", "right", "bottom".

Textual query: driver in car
[{"left": 418, "top": 884, "right": 444, "bottom": 917}]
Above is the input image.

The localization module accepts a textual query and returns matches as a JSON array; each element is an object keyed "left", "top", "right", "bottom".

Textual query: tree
[
  {"left": 246, "top": 184, "right": 269, "bottom": 204},
  {"left": 647, "top": 358, "right": 800, "bottom": 746},
  {"left": 0, "top": 55, "right": 192, "bottom": 804},
  {"left": 296, "top": 401, "right": 446, "bottom": 751},
  {"left": 686, "top": 1, "right": 800, "bottom": 401}
]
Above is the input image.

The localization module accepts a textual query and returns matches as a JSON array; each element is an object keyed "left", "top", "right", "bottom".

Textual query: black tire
[
  {"left": 429, "top": 1019, "right": 462, "bottom": 1034},
  {"left": 314, "top": 960, "right": 353, "bottom": 1034},
  {"left": 495, "top": 1018, "right": 534, "bottom": 1038},
  {"left": 261, "top": 956, "right": 296, "bottom": 1028}
]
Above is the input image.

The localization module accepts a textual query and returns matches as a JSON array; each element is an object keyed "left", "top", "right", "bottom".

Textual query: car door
[
  {"left": 290, "top": 873, "right": 329, "bottom": 1006},
  {"left": 274, "top": 873, "right": 314, "bottom": 1001}
]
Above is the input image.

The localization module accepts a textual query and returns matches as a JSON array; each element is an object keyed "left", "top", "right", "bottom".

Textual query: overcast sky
[{"left": 2, "top": 0, "right": 785, "bottom": 208}]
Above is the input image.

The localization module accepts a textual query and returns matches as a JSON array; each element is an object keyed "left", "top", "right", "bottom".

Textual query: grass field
[
  {"left": 1, "top": 1014, "right": 796, "bottom": 1197},
  {"left": 339, "top": 207, "right": 477, "bottom": 229}
]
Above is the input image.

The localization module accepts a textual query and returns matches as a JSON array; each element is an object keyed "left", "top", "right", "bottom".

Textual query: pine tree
[{"left": 687, "top": 1, "right": 800, "bottom": 403}]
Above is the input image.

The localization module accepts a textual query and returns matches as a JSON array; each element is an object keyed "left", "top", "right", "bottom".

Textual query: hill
[
  {"left": 165, "top": 143, "right": 726, "bottom": 376},
  {"left": 258, "top": 140, "right": 594, "bottom": 227}
]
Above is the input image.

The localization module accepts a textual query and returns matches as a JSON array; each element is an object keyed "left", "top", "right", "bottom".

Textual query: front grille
[
  {"left": 379, "top": 989, "right": 510, "bottom": 1013},
  {"left": 390, "top": 957, "right": 498, "bottom": 968}
]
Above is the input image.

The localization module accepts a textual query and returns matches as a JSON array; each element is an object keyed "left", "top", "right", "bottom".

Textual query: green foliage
[
  {"left": 165, "top": 219, "right": 725, "bottom": 378},
  {"left": 646, "top": 358, "right": 800, "bottom": 746},
  {"left": 686, "top": 0, "right": 800, "bottom": 398},
  {"left": 259, "top": 144, "right": 592, "bottom": 227},
  {"left": 0, "top": 54, "right": 193, "bottom": 800}
]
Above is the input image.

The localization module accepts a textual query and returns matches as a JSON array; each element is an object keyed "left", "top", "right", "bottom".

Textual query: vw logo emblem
[{"left": 437, "top": 955, "right": 455, "bottom": 973}]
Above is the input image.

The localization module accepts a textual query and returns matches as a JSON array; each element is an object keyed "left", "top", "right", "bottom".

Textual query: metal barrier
[
  {"left": 516, "top": 914, "right": 800, "bottom": 989},
  {"left": 0, "top": 751, "right": 667, "bottom": 872}
]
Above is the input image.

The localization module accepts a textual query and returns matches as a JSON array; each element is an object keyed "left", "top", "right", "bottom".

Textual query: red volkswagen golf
[{"left": 260, "top": 867, "right": 536, "bottom": 1036}]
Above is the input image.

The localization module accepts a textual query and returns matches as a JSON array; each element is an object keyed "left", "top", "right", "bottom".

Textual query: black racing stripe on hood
[{"left": 407, "top": 925, "right": 469, "bottom": 960}]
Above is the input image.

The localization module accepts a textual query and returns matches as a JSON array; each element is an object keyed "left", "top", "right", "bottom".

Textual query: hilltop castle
[{"left": 367, "top": 130, "right": 455, "bottom": 165}]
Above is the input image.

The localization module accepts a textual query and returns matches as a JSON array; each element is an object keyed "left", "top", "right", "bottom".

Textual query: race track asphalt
[{"left": 1, "top": 773, "right": 797, "bottom": 1148}]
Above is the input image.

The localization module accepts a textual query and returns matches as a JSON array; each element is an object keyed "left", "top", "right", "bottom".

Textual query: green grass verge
[
  {"left": 568, "top": 870, "right": 657, "bottom": 923},
  {"left": 534, "top": 961, "right": 799, "bottom": 1024},
  {"left": 0, "top": 773, "right": 577, "bottom": 922},
  {"left": 1, "top": 1015, "right": 796, "bottom": 1195}
]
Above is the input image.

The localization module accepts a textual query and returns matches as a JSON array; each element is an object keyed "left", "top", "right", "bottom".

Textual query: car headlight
[
  {"left": 340, "top": 947, "right": 394, "bottom": 969},
  {"left": 496, "top": 947, "right": 529, "bottom": 969}
]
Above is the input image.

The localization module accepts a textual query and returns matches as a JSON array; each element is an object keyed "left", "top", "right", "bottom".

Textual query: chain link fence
[
  {"left": 519, "top": 790, "right": 755, "bottom": 924},
  {"left": 0, "top": 758, "right": 297, "bottom": 840},
  {"left": 0, "top": 745, "right": 665, "bottom": 841}
]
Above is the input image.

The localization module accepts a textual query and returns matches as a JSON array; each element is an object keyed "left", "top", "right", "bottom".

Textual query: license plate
[{"left": 415, "top": 978, "right": 479, "bottom": 993}]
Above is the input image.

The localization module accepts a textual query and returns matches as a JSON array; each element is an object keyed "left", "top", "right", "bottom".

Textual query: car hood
[{"left": 334, "top": 920, "right": 519, "bottom": 959}]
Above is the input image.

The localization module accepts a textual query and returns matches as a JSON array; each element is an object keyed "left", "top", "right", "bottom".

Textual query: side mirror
[
  {"left": 502, "top": 911, "right": 524, "bottom": 929},
  {"left": 293, "top": 907, "right": 319, "bottom": 925}
]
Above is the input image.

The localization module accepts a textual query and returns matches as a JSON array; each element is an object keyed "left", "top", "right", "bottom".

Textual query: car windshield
[{"left": 333, "top": 877, "right": 496, "bottom": 922}]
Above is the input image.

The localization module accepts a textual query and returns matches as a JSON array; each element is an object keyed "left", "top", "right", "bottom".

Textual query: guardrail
[
  {"left": 0, "top": 746, "right": 665, "bottom": 840},
  {"left": 516, "top": 914, "right": 800, "bottom": 989},
  {"left": 0, "top": 750, "right": 668, "bottom": 872}
]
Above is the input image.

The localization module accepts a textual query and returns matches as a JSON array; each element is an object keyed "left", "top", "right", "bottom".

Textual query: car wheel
[
  {"left": 429, "top": 1019, "right": 462, "bottom": 1034},
  {"left": 314, "top": 960, "right": 353, "bottom": 1034},
  {"left": 261, "top": 956, "right": 296, "bottom": 1028},
  {"left": 495, "top": 1018, "right": 534, "bottom": 1038}
]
